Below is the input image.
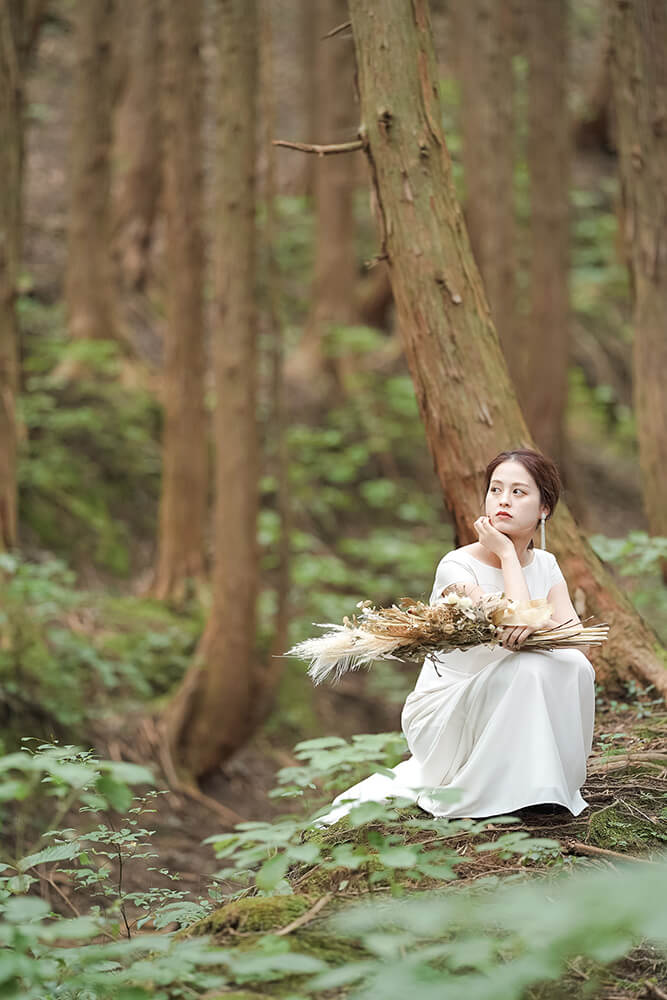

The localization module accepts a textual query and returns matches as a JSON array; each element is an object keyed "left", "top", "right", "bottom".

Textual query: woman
[{"left": 318, "top": 449, "right": 596, "bottom": 824}]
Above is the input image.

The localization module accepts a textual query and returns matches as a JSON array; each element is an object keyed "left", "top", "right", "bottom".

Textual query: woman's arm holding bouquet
[{"left": 546, "top": 581, "right": 591, "bottom": 657}]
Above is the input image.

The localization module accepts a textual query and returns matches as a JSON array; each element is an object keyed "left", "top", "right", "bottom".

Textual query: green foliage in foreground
[{"left": 1, "top": 740, "right": 665, "bottom": 1000}]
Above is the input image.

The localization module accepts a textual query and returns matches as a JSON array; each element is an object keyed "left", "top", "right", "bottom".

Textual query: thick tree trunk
[
  {"left": 113, "top": 0, "right": 161, "bottom": 292},
  {"left": 609, "top": 0, "right": 667, "bottom": 555},
  {"left": 0, "top": 0, "right": 46, "bottom": 549},
  {"left": 287, "top": 0, "right": 359, "bottom": 396},
  {"left": 164, "top": 0, "right": 259, "bottom": 778},
  {"left": 523, "top": 0, "right": 570, "bottom": 464},
  {"left": 152, "top": 0, "right": 208, "bottom": 602},
  {"left": 458, "top": 0, "right": 518, "bottom": 384},
  {"left": 347, "top": 0, "right": 665, "bottom": 696},
  {"left": 65, "top": 0, "right": 116, "bottom": 341}
]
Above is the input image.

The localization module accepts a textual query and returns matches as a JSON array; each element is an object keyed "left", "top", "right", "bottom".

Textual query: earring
[{"left": 540, "top": 514, "right": 546, "bottom": 549}]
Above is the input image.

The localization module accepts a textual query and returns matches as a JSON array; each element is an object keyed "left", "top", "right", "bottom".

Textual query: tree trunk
[
  {"left": 347, "top": 0, "right": 665, "bottom": 696},
  {"left": 65, "top": 0, "right": 116, "bottom": 342},
  {"left": 152, "top": 0, "right": 208, "bottom": 602},
  {"left": 457, "top": 0, "right": 519, "bottom": 384},
  {"left": 0, "top": 0, "right": 46, "bottom": 549},
  {"left": 262, "top": 1, "right": 291, "bottom": 681},
  {"left": 113, "top": 0, "right": 162, "bottom": 292},
  {"left": 286, "top": 0, "right": 359, "bottom": 397},
  {"left": 163, "top": 0, "right": 259, "bottom": 778},
  {"left": 609, "top": 0, "right": 667, "bottom": 558},
  {"left": 523, "top": 0, "right": 570, "bottom": 464},
  {"left": 574, "top": 15, "right": 614, "bottom": 155},
  {"left": 300, "top": 0, "right": 318, "bottom": 199}
]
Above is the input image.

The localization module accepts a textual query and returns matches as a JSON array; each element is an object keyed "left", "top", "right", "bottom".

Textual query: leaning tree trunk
[
  {"left": 347, "top": 0, "right": 665, "bottom": 696},
  {"left": 65, "top": 0, "right": 116, "bottom": 342},
  {"left": 457, "top": 0, "right": 519, "bottom": 385},
  {"left": 163, "top": 0, "right": 259, "bottom": 778},
  {"left": 152, "top": 0, "right": 208, "bottom": 602},
  {"left": 113, "top": 0, "right": 162, "bottom": 292},
  {"left": 0, "top": 0, "right": 46, "bottom": 549},
  {"left": 609, "top": 0, "right": 667, "bottom": 559},
  {"left": 523, "top": 0, "right": 570, "bottom": 464}
]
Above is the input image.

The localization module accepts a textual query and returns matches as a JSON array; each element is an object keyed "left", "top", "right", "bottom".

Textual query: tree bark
[
  {"left": 347, "top": 0, "right": 665, "bottom": 696},
  {"left": 262, "top": 1, "right": 290, "bottom": 683},
  {"left": 163, "top": 0, "right": 259, "bottom": 778},
  {"left": 300, "top": 0, "right": 318, "bottom": 199},
  {"left": 609, "top": 0, "right": 667, "bottom": 558},
  {"left": 523, "top": 0, "right": 570, "bottom": 464},
  {"left": 457, "top": 0, "right": 518, "bottom": 384},
  {"left": 0, "top": 0, "right": 47, "bottom": 549},
  {"left": 152, "top": 0, "right": 208, "bottom": 602},
  {"left": 286, "top": 0, "right": 359, "bottom": 397},
  {"left": 113, "top": 0, "right": 162, "bottom": 292},
  {"left": 65, "top": 0, "right": 116, "bottom": 342}
]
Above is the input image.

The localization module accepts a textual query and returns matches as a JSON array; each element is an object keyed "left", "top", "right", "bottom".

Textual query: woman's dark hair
[{"left": 483, "top": 449, "right": 561, "bottom": 549}]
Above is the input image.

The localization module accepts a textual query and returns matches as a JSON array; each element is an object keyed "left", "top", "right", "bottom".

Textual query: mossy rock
[
  {"left": 587, "top": 805, "right": 666, "bottom": 852},
  {"left": 291, "top": 928, "right": 369, "bottom": 965},
  {"left": 181, "top": 894, "right": 311, "bottom": 939},
  {"left": 295, "top": 858, "right": 390, "bottom": 895}
]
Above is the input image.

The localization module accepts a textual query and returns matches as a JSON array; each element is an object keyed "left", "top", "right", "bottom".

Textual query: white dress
[{"left": 318, "top": 547, "right": 596, "bottom": 824}]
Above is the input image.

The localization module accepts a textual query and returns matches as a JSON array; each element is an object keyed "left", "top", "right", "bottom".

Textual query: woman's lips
[{"left": 495, "top": 512, "right": 512, "bottom": 519}]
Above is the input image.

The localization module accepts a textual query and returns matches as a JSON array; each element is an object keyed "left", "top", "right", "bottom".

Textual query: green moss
[
  {"left": 292, "top": 928, "right": 369, "bottom": 965},
  {"left": 587, "top": 805, "right": 666, "bottom": 852},
  {"left": 207, "top": 994, "right": 267, "bottom": 1000},
  {"left": 182, "top": 895, "right": 310, "bottom": 939}
]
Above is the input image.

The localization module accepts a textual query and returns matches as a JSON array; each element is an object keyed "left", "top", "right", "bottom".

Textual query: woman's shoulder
[{"left": 440, "top": 544, "right": 477, "bottom": 564}]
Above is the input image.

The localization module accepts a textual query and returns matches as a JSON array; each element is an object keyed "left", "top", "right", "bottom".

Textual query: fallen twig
[
  {"left": 562, "top": 839, "right": 654, "bottom": 864},
  {"left": 275, "top": 893, "right": 333, "bottom": 936}
]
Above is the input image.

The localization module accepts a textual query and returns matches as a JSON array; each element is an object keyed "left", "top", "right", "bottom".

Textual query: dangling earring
[{"left": 540, "top": 514, "right": 546, "bottom": 549}]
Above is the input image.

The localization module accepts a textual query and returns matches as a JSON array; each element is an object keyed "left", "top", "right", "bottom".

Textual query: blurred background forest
[
  {"left": 1, "top": 0, "right": 666, "bottom": 810},
  {"left": 2, "top": 1, "right": 667, "bottom": 996}
]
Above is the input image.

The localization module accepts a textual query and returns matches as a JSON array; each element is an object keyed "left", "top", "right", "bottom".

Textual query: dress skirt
[{"left": 317, "top": 645, "right": 596, "bottom": 825}]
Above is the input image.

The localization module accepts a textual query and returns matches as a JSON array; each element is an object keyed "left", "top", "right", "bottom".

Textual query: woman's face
[{"left": 484, "top": 460, "right": 547, "bottom": 538}]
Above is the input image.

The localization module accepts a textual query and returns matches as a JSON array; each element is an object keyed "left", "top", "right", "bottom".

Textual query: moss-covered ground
[{"left": 177, "top": 698, "right": 666, "bottom": 999}]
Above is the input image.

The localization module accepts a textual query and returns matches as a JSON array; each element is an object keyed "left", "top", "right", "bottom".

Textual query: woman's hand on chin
[{"left": 474, "top": 515, "right": 515, "bottom": 560}]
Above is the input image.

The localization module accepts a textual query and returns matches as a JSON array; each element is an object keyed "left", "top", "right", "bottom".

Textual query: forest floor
[{"left": 90, "top": 693, "right": 666, "bottom": 900}]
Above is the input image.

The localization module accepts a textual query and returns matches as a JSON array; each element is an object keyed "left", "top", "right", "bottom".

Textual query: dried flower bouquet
[{"left": 288, "top": 588, "right": 609, "bottom": 686}]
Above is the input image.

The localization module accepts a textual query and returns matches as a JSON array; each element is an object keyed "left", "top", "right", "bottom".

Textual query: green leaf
[
  {"left": 18, "top": 841, "right": 82, "bottom": 872},
  {"left": 96, "top": 774, "right": 133, "bottom": 812},
  {"left": 256, "top": 853, "right": 289, "bottom": 891},
  {"left": 3, "top": 896, "right": 50, "bottom": 922},
  {"left": 376, "top": 846, "right": 419, "bottom": 869}
]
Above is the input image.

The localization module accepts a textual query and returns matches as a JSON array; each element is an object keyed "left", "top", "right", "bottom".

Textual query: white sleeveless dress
[{"left": 318, "top": 547, "right": 596, "bottom": 823}]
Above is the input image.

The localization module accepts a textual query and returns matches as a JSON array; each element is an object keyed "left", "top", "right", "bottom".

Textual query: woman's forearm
[{"left": 500, "top": 550, "right": 531, "bottom": 603}]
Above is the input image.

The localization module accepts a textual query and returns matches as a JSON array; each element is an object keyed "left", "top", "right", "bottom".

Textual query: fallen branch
[
  {"left": 275, "top": 893, "right": 333, "bottom": 936},
  {"left": 562, "top": 839, "right": 654, "bottom": 864},
  {"left": 588, "top": 751, "right": 667, "bottom": 774}
]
